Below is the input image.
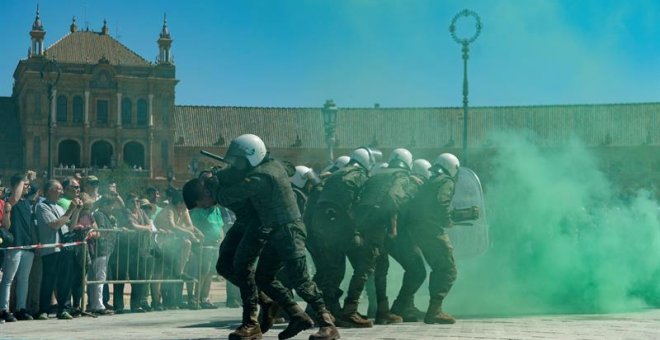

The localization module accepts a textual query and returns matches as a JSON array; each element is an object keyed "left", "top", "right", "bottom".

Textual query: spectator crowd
[{"left": 0, "top": 170, "right": 237, "bottom": 324}]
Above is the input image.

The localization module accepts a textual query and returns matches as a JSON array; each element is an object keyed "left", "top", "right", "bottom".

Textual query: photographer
[{"left": 35, "top": 179, "right": 83, "bottom": 320}]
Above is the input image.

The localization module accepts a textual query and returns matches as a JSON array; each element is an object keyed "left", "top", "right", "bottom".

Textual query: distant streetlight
[
  {"left": 321, "top": 99, "right": 338, "bottom": 162},
  {"left": 40, "top": 59, "right": 61, "bottom": 179},
  {"left": 449, "top": 9, "right": 481, "bottom": 166}
]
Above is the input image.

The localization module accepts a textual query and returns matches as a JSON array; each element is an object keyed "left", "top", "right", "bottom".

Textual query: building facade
[{"left": 2, "top": 9, "right": 176, "bottom": 180}]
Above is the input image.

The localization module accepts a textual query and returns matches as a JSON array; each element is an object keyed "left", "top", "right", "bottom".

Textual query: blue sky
[{"left": 0, "top": 0, "right": 658, "bottom": 107}]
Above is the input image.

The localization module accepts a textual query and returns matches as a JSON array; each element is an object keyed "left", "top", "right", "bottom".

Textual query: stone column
[
  {"left": 117, "top": 92, "right": 122, "bottom": 127},
  {"left": 84, "top": 90, "right": 90, "bottom": 127},
  {"left": 50, "top": 89, "right": 57, "bottom": 127},
  {"left": 148, "top": 94, "right": 154, "bottom": 127},
  {"left": 148, "top": 132, "right": 154, "bottom": 178}
]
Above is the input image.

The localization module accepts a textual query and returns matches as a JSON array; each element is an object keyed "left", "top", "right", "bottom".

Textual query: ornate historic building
[{"left": 1, "top": 9, "right": 176, "bottom": 180}]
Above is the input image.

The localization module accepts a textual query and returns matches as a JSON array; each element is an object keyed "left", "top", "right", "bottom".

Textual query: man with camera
[{"left": 35, "top": 179, "right": 83, "bottom": 320}]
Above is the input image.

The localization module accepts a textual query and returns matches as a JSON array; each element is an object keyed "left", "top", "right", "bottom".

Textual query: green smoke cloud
[{"left": 444, "top": 131, "right": 660, "bottom": 316}]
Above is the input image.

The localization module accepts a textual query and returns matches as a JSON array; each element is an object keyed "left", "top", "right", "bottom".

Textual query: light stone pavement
[{"left": 1, "top": 306, "right": 660, "bottom": 340}]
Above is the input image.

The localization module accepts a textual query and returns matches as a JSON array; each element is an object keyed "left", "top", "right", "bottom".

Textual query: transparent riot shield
[{"left": 448, "top": 167, "right": 489, "bottom": 259}]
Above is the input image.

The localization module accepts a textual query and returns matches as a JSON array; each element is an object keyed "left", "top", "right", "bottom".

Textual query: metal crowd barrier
[
  {"left": 82, "top": 228, "right": 217, "bottom": 311},
  {"left": 1, "top": 227, "right": 220, "bottom": 314}
]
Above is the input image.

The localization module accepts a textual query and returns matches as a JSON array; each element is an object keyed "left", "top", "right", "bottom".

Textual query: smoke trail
[{"left": 444, "top": 131, "right": 660, "bottom": 316}]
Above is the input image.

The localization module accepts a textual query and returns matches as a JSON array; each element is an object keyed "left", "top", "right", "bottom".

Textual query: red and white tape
[{"left": 0, "top": 241, "right": 85, "bottom": 251}]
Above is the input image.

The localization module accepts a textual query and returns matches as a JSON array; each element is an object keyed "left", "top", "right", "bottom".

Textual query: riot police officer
[
  {"left": 340, "top": 148, "right": 417, "bottom": 327},
  {"left": 184, "top": 167, "right": 267, "bottom": 340},
  {"left": 307, "top": 147, "right": 377, "bottom": 325},
  {"left": 389, "top": 159, "right": 432, "bottom": 322},
  {"left": 405, "top": 153, "right": 461, "bottom": 324},
  {"left": 213, "top": 134, "right": 339, "bottom": 340}
]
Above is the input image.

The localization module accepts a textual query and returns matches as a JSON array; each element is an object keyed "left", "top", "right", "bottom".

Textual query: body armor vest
[
  {"left": 292, "top": 186, "right": 308, "bottom": 215},
  {"left": 406, "top": 173, "right": 455, "bottom": 231},
  {"left": 316, "top": 165, "right": 369, "bottom": 211},
  {"left": 356, "top": 167, "right": 410, "bottom": 213},
  {"left": 248, "top": 159, "right": 301, "bottom": 227}
]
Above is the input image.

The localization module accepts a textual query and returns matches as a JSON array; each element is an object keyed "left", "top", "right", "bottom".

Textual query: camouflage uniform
[
  {"left": 405, "top": 173, "right": 457, "bottom": 323},
  {"left": 307, "top": 165, "right": 369, "bottom": 316},
  {"left": 217, "top": 158, "right": 337, "bottom": 339},
  {"left": 344, "top": 167, "right": 416, "bottom": 324},
  {"left": 215, "top": 200, "right": 265, "bottom": 318},
  {"left": 388, "top": 174, "right": 428, "bottom": 321}
]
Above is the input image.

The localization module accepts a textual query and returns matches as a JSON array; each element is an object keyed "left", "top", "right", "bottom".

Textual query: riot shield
[{"left": 448, "top": 167, "right": 489, "bottom": 259}]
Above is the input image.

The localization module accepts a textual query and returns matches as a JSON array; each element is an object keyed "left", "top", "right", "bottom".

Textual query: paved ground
[{"left": 2, "top": 306, "right": 660, "bottom": 340}]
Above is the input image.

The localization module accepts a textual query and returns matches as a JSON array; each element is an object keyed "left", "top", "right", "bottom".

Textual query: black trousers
[
  {"left": 71, "top": 253, "right": 85, "bottom": 309},
  {"left": 112, "top": 240, "right": 153, "bottom": 310},
  {"left": 39, "top": 252, "right": 74, "bottom": 314}
]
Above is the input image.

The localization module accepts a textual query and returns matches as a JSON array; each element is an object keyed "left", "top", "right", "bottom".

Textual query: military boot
[
  {"left": 390, "top": 297, "right": 418, "bottom": 322},
  {"left": 335, "top": 301, "right": 373, "bottom": 328},
  {"left": 228, "top": 309, "right": 263, "bottom": 340},
  {"left": 278, "top": 304, "right": 315, "bottom": 340},
  {"left": 374, "top": 298, "right": 403, "bottom": 325},
  {"left": 257, "top": 294, "right": 279, "bottom": 334},
  {"left": 424, "top": 300, "right": 456, "bottom": 325},
  {"left": 309, "top": 309, "right": 341, "bottom": 340}
]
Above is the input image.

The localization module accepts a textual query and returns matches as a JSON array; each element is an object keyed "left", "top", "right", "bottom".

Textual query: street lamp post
[
  {"left": 166, "top": 167, "right": 175, "bottom": 187},
  {"left": 40, "top": 59, "right": 61, "bottom": 179},
  {"left": 450, "top": 9, "right": 481, "bottom": 166},
  {"left": 321, "top": 99, "right": 338, "bottom": 163}
]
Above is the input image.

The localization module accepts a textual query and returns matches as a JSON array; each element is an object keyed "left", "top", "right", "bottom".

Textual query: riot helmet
[
  {"left": 224, "top": 134, "right": 267, "bottom": 169},
  {"left": 290, "top": 165, "right": 313, "bottom": 189},
  {"left": 370, "top": 162, "right": 389, "bottom": 175},
  {"left": 349, "top": 146, "right": 382, "bottom": 170},
  {"left": 322, "top": 155, "right": 351, "bottom": 174},
  {"left": 412, "top": 159, "right": 432, "bottom": 179},
  {"left": 387, "top": 148, "right": 413, "bottom": 170},
  {"left": 432, "top": 153, "right": 460, "bottom": 178}
]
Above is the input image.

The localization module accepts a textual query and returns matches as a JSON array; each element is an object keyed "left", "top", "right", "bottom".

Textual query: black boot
[
  {"left": 278, "top": 304, "right": 314, "bottom": 340},
  {"left": 229, "top": 309, "right": 263, "bottom": 340},
  {"left": 374, "top": 298, "right": 403, "bottom": 325},
  {"left": 257, "top": 294, "right": 279, "bottom": 334},
  {"left": 391, "top": 296, "right": 418, "bottom": 322},
  {"left": 309, "top": 309, "right": 341, "bottom": 340}
]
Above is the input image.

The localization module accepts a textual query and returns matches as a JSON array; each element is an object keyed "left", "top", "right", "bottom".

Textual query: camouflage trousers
[
  {"left": 377, "top": 230, "right": 427, "bottom": 305},
  {"left": 255, "top": 220, "right": 328, "bottom": 315},
  {"left": 216, "top": 220, "right": 266, "bottom": 314},
  {"left": 411, "top": 230, "right": 457, "bottom": 304},
  {"left": 307, "top": 208, "right": 359, "bottom": 316}
]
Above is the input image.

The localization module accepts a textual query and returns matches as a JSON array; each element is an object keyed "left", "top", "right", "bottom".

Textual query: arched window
[
  {"left": 123, "top": 141, "right": 145, "bottom": 168},
  {"left": 137, "top": 99, "right": 148, "bottom": 126},
  {"left": 91, "top": 141, "right": 114, "bottom": 168},
  {"left": 58, "top": 139, "right": 81, "bottom": 167},
  {"left": 72, "top": 96, "right": 83, "bottom": 123},
  {"left": 122, "top": 98, "right": 132, "bottom": 127},
  {"left": 56, "top": 95, "right": 67, "bottom": 122}
]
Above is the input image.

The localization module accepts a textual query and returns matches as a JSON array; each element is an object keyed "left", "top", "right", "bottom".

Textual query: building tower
[
  {"left": 29, "top": 5, "right": 46, "bottom": 57},
  {"left": 157, "top": 14, "right": 172, "bottom": 64}
]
